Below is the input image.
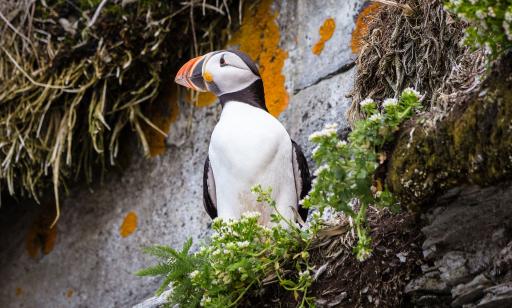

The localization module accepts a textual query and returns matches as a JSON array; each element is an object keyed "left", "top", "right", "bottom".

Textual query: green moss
[{"left": 386, "top": 53, "right": 512, "bottom": 208}]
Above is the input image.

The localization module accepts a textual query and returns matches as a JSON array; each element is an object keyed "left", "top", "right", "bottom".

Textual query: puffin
[{"left": 175, "top": 50, "right": 310, "bottom": 225}]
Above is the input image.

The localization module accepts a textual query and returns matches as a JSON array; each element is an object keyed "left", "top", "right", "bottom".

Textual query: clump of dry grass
[
  {"left": 348, "top": 0, "right": 485, "bottom": 123},
  {"left": 0, "top": 0, "right": 242, "bottom": 225}
]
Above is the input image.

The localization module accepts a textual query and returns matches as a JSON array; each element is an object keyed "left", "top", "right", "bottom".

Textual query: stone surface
[
  {"left": 451, "top": 274, "right": 492, "bottom": 307},
  {"left": 406, "top": 183, "right": 512, "bottom": 307},
  {"left": 279, "top": 0, "right": 362, "bottom": 92},
  {"left": 0, "top": 1, "right": 363, "bottom": 307}
]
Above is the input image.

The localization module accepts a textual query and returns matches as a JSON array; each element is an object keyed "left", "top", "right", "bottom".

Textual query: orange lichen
[
  {"left": 120, "top": 211, "right": 138, "bottom": 238},
  {"left": 15, "top": 288, "right": 23, "bottom": 297},
  {"left": 144, "top": 84, "right": 180, "bottom": 157},
  {"left": 26, "top": 202, "right": 58, "bottom": 258},
  {"left": 195, "top": 92, "right": 217, "bottom": 107},
  {"left": 351, "top": 3, "right": 382, "bottom": 54},
  {"left": 312, "top": 18, "right": 336, "bottom": 55},
  {"left": 228, "top": 0, "right": 289, "bottom": 116},
  {"left": 66, "top": 288, "right": 74, "bottom": 298}
]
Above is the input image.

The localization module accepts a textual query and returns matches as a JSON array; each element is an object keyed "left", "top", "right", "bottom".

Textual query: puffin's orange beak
[{"left": 175, "top": 55, "right": 207, "bottom": 92}]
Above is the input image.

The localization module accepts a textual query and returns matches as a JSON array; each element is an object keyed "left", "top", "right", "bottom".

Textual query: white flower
[
  {"left": 382, "top": 98, "right": 398, "bottom": 107},
  {"left": 237, "top": 241, "right": 250, "bottom": 248},
  {"left": 313, "top": 164, "right": 329, "bottom": 177},
  {"left": 212, "top": 217, "right": 224, "bottom": 224},
  {"left": 312, "top": 145, "right": 320, "bottom": 156},
  {"left": 506, "top": 11, "right": 512, "bottom": 23},
  {"left": 189, "top": 270, "right": 200, "bottom": 279},
  {"left": 359, "top": 98, "right": 375, "bottom": 107},
  {"left": 299, "top": 195, "right": 310, "bottom": 206},
  {"left": 505, "top": 12, "right": 512, "bottom": 40},
  {"left": 368, "top": 114, "right": 383, "bottom": 122},
  {"left": 242, "top": 211, "right": 260, "bottom": 219},
  {"left": 475, "top": 10, "right": 486, "bottom": 20},
  {"left": 308, "top": 124, "right": 338, "bottom": 141},
  {"left": 488, "top": 7, "right": 496, "bottom": 18},
  {"left": 402, "top": 87, "right": 421, "bottom": 99},
  {"left": 336, "top": 140, "right": 347, "bottom": 148},
  {"left": 200, "top": 295, "right": 212, "bottom": 306}
]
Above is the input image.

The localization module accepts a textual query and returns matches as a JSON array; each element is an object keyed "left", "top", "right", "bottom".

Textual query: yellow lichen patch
[
  {"left": 66, "top": 288, "right": 74, "bottom": 298},
  {"left": 26, "top": 202, "right": 58, "bottom": 258},
  {"left": 203, "top": 71, "right": 214, "bottom": 83},
  {"left": 228, "top": 0, "right": 289, "bottom": 116},
  {"left": 351, "top": 3, "right": 382, "bottom": 54},
  {"left": 120, "top": 211, "right": 138, "bottom": 238},
  {"left": 15, "top": 288, "right": 23, "bottom": 297},
  {"left": 312, "top": 18, "right": 336, "bottom": 55},
  {"left": 196, "top": 92, "right": 217, "bottom": 107},
  {"left": 144, "top": 84, "right": 180, "bottom": 157}
]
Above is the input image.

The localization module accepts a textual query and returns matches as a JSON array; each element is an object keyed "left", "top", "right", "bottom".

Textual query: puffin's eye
[{"left": 219, "top": 55, "right": 226, "bottom": 66}]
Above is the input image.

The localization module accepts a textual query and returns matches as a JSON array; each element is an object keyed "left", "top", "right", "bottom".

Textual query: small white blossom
[
  {"left": 402, "top": 87, "right": 421, "bottom": 99},
  {"left": 237, "top": 241, "right": 250, "bottom": 248},
  {"left": 200, "top": 295, "right": 212, "bottom": 306},
  {"left": 309, "top": 124, "right": 338, "bottom": 141},
  {"left": 312, "top": 145, "right": 320, "bottom": 156},
  {"left": 488, "top": 7, "right": 496, "bottom": 18},
  {"left": 475, "top": 10, "right": 486, "bottom": 20},
  {"left": 506, "top": 11, "right": 512, "bottom": 23},
  {"left": 313, "top": 164, "right": 329, "bottom": 177},
  {"left": 359, "top": 98, "right": 375, "bottom": 107},
  {"left": 299, "top": 195, "right": 310, "bottom": 206},
  {"left": 242, "top": 211, "right": 261, "bottom": 219},
  {"left": 382, "top": 98, "right": 398, "bottom": 107},
  {"left": 368, "top": 113, "right": 383, "bottom": 122},
  {"left": 336, "top": 140, "right": 347, "bottom": 148},
  {"left": 189, "top": 270, "right": 200, "bottom": 279}
]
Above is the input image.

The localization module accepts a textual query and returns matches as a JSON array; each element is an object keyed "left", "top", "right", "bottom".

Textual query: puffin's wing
[
  {"left": 291, "top": 140, "right": 311, "bottom": 221},
  {"left": 203, "top": 156, "right": 218, "bottom": 219}
]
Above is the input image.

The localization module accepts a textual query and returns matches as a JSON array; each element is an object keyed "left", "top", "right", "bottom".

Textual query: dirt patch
[{"left": 247, "top": 208, "right": 424, "bottom": 307}]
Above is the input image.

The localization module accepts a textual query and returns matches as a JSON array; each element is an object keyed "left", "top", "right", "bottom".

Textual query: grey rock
[
  {"left": 410, "top": 183, "right": 512, "bottom": 307},
  {"left": 477, "top": 283, "right": 512, "bottom": 308},
  {"left": 280, "top": 0, "right": 364, "bottom": 92},
  {"left": 438, "top": 251, "right": 471, "bottom": 286},
  {"left": 279, "top": 68, "right": 356, "bottom": 165},
  {"left": 405, "top": 271, "right": 449, "bottom": 294},
  {"left": 451, "top": 274, "right": 492, "bottom": 307}
]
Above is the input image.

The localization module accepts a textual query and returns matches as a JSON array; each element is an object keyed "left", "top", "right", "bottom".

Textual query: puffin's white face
[
  {"left": 202, "top": 52, "right": 260, "bottom": 95},
  {"left": 175, "top": 50, "right": 261, "bottom": 96}
]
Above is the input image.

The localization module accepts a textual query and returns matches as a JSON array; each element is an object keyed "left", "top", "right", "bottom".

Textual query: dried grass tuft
[
  {"left": 348, "top": 0, "right": 485, "bottom": 123},
  {"left": 0, "top": 0, "right": 241, "bottom": 225}
]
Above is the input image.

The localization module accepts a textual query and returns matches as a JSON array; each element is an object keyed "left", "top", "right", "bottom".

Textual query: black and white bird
[{"left": 175, "top": 50, "right": 310, "bottom": 225}]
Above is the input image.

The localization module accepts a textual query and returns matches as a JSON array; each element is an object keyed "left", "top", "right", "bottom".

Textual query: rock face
[
  {"left": 406, "top": 183, "right": 512, "bottom": 307},
  {"left": 0, "top": 1, "right": 365, "bottom": 307}
]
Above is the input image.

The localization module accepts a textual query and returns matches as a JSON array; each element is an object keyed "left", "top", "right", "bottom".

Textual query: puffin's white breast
[{"left": 208, "top": 101, "right": 297, "bottom": 224}]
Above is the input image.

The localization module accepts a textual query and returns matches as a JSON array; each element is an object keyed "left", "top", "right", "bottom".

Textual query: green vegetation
[
  {"left": 138, "top": 186, "right": 322, "bottom": 307},
  {"left": 387, "top": 53, "right": 512, "bottom": 207},
  {"left": 303, "top": 88, "right": 421, "bottom": 261},
  {"left": 445, "top": 0, "right": 512, "bottom": 58}
]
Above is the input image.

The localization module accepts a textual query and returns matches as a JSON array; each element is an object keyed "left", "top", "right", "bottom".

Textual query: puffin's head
[{"left": 175, "top": 50, "right": 261, "bottom": 97}]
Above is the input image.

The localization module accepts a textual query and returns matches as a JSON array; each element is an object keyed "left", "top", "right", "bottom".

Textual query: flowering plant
[
  {"left": 445, "top": 0, "right": 512, "bottom": 58},
  {"left": 137, "top": 186, "right": 322, "bottom": 307},
  {"left": 302, "top": 88, "right": 421, "bottom": 261}
]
